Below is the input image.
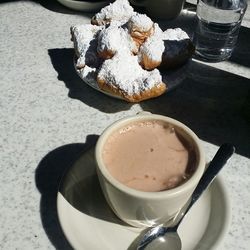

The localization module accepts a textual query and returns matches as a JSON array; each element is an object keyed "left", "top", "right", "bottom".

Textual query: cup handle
[{"left": 129, "top": 0, "right": 147, "bottom": 7}]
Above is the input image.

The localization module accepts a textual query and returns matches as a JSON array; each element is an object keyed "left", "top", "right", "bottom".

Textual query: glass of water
[{"left": 193, "top": 0, "right": 248, "bottom": 62}]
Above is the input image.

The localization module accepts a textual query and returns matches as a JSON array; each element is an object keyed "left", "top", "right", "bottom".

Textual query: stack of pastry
[{"left": 71, "top": 0, "right": 194, "bottom": 102}]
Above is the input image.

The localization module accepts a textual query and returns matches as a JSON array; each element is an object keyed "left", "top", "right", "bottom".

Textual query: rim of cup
[{"left": 95, "top": 114, "right": 206, "bottom": 199}]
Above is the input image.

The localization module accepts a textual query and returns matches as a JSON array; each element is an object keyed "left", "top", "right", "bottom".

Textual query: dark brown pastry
[{"left": 160, "top": 28, "right": 195, "bottom": 69}]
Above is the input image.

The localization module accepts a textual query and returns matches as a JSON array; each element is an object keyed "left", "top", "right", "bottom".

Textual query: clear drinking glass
[{"left": 193, "top": 0, "right": 248, "bottom": 62}]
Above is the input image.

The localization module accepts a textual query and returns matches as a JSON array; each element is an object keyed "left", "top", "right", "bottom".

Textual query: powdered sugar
[
  {"left": 137, "top": 23, "right": 164, "bottom": 63},
  {"left": 153, "top": 23, "right": 163, "bottom": 37},
  {"left": 98, "top": 52, "right": 162, "bottom": 95},
  {"left": 144, "top": 69, "right": 163, "bottom": 90},
  {"left": 71, "top": 24, "right": 102, "bottom": 55},
  {"left": 128, "top": 13, "right": 153, "bottom": 32},
  {"left": 139, "top": 35, "right": 164, "bottom": 62},
  {"left": 78, "top": 65, "right": 99, "bottom": 88},
  {"left": 162, "top": 28, "right": 189, "bottom": 41},
  {"left": 97, "top": 25, "right": 137, "bottom": 55},
  {"left": 71, "top": 24, "right": 102, "bottom": 68},
  {"left": 93, "top": 0, "right": 134, "bottom": 25}
]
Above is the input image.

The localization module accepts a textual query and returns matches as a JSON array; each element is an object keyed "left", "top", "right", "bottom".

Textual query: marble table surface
[{"left": 0, "top": 1, "right": 249, "bottom": 249}]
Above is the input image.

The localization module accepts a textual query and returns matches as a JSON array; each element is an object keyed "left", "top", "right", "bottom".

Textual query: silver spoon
[{"left": 137, "top": 143, "right": 235, "bottom": 250}]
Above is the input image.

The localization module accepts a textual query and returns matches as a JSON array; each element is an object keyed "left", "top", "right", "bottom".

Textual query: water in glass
[{"left": 193, "top": 0, "right": 248, "bottom": 62}]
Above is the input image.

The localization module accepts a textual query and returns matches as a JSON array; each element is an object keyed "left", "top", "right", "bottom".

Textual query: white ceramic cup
[
  {"left": 95, "top": 113, "right": 206, "bottom": 227},
  {"left": 129, "top": 0, "right": 185, "bottom": 19}
]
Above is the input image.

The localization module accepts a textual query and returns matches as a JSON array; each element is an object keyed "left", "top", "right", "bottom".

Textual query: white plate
[
  {"left": 57, "top": 0, "right": 110, "bottom": 12},
  {"left": 74, "top": 58, "right": 189, "bottom": 101},
  {"left": 57, "top": 147, "right": 231, "bottom": 250}
]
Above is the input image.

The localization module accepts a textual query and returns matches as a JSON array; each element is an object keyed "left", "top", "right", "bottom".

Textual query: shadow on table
[
  {"left": 58, "top": 143, "right": 126, "bottom": 226},
  {"left": 36, "top": 134, "right": 128, "bottom": 249},
  {"left": 230, "top": 26, "right": 250, "bottom": 68},
  {"left": 154, "top": 8, "right": 250, "bottom": 158},
  {"left": 48, "top": 48, "right": 133, "bottom": 113},
  {"left": 35, "top": 135, "right": 99, "bottom": 250},
  {"left": 140, "top": 59, "right": 250, "bottom": 158},
  {"left": 48, "top": 47, "right": 250, "bottom": 157}
]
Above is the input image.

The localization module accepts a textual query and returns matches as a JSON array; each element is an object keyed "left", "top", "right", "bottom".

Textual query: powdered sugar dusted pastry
[
  {"left": 70, "top": 0, "right": 194, "bottom": 102},
  {"left": 138, "top": 35, "right": 164, "bottom": 70},
  {"left": 97, "top": 25, "right": 138, "bottom": 59},
  {"left": 161, "top": 28, "right": 195, "bottom": 69},
  {"left": 91, "top": 0, "right": 134, "bottom": 26},
  {"left": 71, "top": 24, "right": 103, "bottom": 69},
  {"left": 128, "top": 13, "right": 154, "bottom": 47},
  {"left": 97, "top": 52, "right": 166, "bottom": 102}
]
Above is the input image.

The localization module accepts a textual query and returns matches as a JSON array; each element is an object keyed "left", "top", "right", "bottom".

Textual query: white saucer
[
  {"left": 57, "top": 147, "right": 231, "bottom": 250},
  {"left": 74, "top": 58, "right": 189, "bottom": 101},
  {"left": 57, "top": 0, "right": 110, "bottom": 12}
]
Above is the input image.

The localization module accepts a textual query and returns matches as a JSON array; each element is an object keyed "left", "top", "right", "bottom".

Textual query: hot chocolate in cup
[{"left": 95, "top": 112, "right": 206, "bottom": 227}]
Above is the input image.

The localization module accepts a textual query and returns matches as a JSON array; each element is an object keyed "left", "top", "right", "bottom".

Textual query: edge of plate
[
  {"left": 56, "top": 175, "right": 231, "bottom": 250},
  {"left": 73, "top": 57, "right": 125, "bottom": 100},
  {"left": 209, "top": 176, "right": 231, "bottom": 250}
]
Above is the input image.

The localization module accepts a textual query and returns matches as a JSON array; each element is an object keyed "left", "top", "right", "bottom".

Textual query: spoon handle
[{"left": 175, "top": 143, "right": 235, "bottom": 229}]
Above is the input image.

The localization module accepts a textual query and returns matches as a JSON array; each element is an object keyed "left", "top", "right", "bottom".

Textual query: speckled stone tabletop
[{"left": 0, "top": 1, "right": 250, "bottom": 249}]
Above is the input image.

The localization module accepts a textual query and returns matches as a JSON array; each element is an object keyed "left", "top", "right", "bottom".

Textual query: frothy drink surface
[{"left": 102, "top": 120, "right": 196, "bottom": 192}]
